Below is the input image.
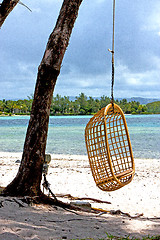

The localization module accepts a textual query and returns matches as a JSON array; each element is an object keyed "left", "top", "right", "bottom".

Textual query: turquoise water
[{"left": 0, "top": 114, "right": 159, "bottom": 159}]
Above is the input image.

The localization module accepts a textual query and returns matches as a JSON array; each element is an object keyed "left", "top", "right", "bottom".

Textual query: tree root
[
  {"left": 0, "top": 193, "right": 146, "bottom": 218},
  {"left": 93, "top": 208, "right": 144, "bottom": 218},
  {"left": 38, "top": 192, "right": 86, "bottom": 211},
  {"left": 0, "top": 180, "right": 97, "bottom": 213},
  {"left": 56, "top": 193, "right": 111, "bottom": 204},
  {"left": 0, "top": 190, "right": 93, "bottom": 213},
  {"left": 0, "top": 186, "right": 5, "bottom": 194}
]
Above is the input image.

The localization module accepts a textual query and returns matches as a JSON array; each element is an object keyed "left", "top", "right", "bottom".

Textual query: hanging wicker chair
[{"left": 85, "top": 103, "right": 135, "bottom": 191}]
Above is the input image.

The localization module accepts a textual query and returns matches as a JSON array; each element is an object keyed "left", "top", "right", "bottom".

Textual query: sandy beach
[{"left": 0, "top": 152, "right": 160, "bottom": 239}]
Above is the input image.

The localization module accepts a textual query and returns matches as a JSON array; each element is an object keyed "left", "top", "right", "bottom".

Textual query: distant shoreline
[
  {"left": 1, "top": 95, "right": 160, "bottom": 115},
  {"left": 0, "top": 112, "right": 160, "bottom": 117}
]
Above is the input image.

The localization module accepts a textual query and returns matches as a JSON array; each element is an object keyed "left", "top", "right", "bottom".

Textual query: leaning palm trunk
[{"left": 3, "top": 0, "right": 83, "bottom": 197}]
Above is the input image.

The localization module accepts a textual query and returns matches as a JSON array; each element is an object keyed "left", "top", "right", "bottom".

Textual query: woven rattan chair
[{"left": 85, "top": 103, "right": 135, "bottom": 191}]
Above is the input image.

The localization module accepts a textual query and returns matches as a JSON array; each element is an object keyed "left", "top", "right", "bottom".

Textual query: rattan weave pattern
[{"left": 85, "top": 103, "right": 135, "bottom": 191}]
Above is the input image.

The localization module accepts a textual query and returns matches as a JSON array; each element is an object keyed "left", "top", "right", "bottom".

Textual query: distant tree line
[
  {"left": 0, "top": 97, "right": 33, "bottom": 115},
  {"left": 0, "top": 93, "right": 160, "bottom": 116},
  {"left": 146, "top": 101, "right": 160, "bottom": 114}
]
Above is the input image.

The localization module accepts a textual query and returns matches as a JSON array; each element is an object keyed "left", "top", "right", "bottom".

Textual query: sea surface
[{"left": 0, "top": 114, "right": 159, "bottom": 159}]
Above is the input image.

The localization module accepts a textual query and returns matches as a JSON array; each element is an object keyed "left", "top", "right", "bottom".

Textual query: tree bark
[
  {"left": 0, "top": 0, "right": 19, "bottom": 28},
  {"left": 3, "top": 0, "right": 83, "bottom": 197}
]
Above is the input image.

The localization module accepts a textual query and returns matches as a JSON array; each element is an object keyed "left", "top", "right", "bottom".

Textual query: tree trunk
[
  {"left": 3, "top": 0, "right": 83, "bottom": 197},
  {"left": 0, "top": 0, "right": 19, "bottom": 28}
]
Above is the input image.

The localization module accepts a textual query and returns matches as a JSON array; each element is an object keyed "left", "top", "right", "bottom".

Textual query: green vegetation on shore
[{"left": 0, "top": 93, "right": 160, "bottom": 116}]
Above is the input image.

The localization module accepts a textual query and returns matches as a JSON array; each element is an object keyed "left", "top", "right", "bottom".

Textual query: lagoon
[{"left": 0, "top": 114, "right": 159, "bottom": 159}]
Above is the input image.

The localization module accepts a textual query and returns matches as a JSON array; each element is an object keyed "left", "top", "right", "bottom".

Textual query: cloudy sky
[{"left": 0, "top": 0, "right": 160, "bottom": 100}]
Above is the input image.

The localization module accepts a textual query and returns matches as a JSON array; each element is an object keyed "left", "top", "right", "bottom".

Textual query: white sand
[{"left": 0, "top": 152, "right": 160, "bottom": 239}]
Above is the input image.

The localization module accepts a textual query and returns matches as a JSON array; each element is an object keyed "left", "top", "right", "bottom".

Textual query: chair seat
[
  {"left": 115, "top": 169, "right": 134, "bottom": 179},
  {"left": 97, "top": 169, "right": 134, "bottom": 186}
]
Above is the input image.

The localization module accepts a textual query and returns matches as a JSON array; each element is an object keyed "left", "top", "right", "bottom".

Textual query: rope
[
  {"left": 108, "top": 0, "right": 116, "bottom": 109},
  {"left": 42, "top": 174, "right": 57, "bottom": 201},
  {"left": 42, "top": 155, "right": 57, "bottom": 201}
]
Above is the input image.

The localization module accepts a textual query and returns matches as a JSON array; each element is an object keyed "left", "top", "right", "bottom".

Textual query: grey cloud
[{"left": 0, "top": 0, "right": 159, "bottom": 99}]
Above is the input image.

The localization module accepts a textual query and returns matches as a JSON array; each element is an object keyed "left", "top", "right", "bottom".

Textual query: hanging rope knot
[
  {"left": 42, "top": 175, "right": 51, "bottom": 189},
  {"left": 108, "top": 49, "right": 114, "bottom": 54},
  {"left": 110, "top": 98, "right": 114, "bottom": 113}
]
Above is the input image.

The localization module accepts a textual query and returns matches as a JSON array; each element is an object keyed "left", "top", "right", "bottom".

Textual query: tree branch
[
  {"left": 0, "top": 0, "right": 19, "bottom": 28},
  {"left": 19, "top": 1, "right": 32, "bottom": 12}
]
